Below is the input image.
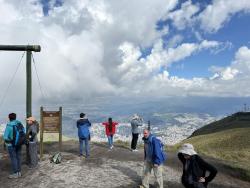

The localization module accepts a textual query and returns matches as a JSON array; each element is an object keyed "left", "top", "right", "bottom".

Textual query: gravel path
[{"left": 0, "top": 142, "right": 249, "bottom": 188}]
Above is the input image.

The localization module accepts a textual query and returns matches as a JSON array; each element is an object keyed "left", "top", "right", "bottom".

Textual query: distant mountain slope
[{"left": 190, "top": 112, "right": 250, "bottom": 137}]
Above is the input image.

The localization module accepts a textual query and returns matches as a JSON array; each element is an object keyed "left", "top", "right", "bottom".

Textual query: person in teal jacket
[{"left": 3, "top": 113, "right": 23, "bottom": 179}]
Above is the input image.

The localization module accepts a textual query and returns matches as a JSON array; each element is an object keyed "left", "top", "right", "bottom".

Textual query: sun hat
[
  {"left": 178, "top": 143, "right": 197, "bottom": 156},
  {"left": 26, "top": 116, "right": 36, "bottom": 122}
]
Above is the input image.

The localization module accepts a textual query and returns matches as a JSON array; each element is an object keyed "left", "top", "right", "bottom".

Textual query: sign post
[{"left": 40, "top": 106, "right": 62, "bottom": 158}]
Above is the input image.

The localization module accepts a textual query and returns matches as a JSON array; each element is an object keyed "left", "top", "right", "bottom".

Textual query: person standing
[
  {"left": 178, "top": 143, "right": 217, "bottom": 188},
  {"left": 3, "top": 113, "right": 25, "bottom": 178},
  {"left": 77, "top": 113, "right": 91, "bottom": 158},
  {"left": 139, "top": 129, "right": 166, "bottom": 188},
  {"left": 26, "top": 116, "right": 39, "bottom": 168},
  {"left": 130, "top": 114, "right": 143, "bottom": 151},
  {"left": 102, "top": 117, "right": 118, "bottom": 150}
]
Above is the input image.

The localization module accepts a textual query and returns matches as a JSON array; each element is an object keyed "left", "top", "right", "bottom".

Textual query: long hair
[{"left": 108, "top": 117, "right": 113, "bottom": 132}]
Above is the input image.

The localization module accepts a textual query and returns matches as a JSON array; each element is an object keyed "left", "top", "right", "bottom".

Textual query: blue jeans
[
  {"left": 107, "top": 135, "right": 113, "bottom": 147},
  {"left": 79, "top": 138, "right": 89, "bottom": 157},
  {"left": 7, "top": 145, "right": 22, "bottom": 173}
]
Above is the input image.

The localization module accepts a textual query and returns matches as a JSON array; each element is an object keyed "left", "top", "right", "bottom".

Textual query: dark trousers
[
  {"left": 7, "top": 145, "right": 22, "bottom": 173},
  {"left": 182, "top": 182, "right": 207, "bottom": 188},
  {"left": 27, "top": 142, "right": 38, "bottom": 168},
  {"left": 131, "top": 133, "right": 139, "bottom": 150}
]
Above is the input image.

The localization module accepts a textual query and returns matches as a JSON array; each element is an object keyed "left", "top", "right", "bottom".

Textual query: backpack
[
  {"left": 12, "top": 122, "right": 26, "bottom": 147},
  {"left": 51, "top": 152, "right": 62, "bottom": 164},
  {"left": 79, "top": 124, "right": 90, "bottom": 139},
  {"left": 158, "top": 138, "right": 167, "bottom": 161},
  {"left": 150, "top": 136, "right": 167, "bottom": 161},
  {"left": 35, "top": 121, "right": 40, "bottom": 134}
]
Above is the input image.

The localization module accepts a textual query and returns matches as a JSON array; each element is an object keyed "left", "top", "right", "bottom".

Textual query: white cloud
[
  {"left": 210, "top": 46, "right": 250, "bottom": 81},
  {"left": 164, "top": 0, "right": 250, "bottom": 33},
  {"left": 117, "top": 39, "right": 223, "bottom": 94},
  {"left": 1, "top": 0, "right": 250, "bottom": 109},
  {"left": 121, "top": 45, "right": 250, "bottom": 97},
  {"left": 217, "top": 67, "right": 239, "bottom": 80},
  {"left": 166, "top": 0, "right": 200, "bottom": 30},
  {"left": 0, "top": 0, "right": 179, "bottom": 105},
  {"left": 199, "top": 0, "right": 250, "bottom": 32}
]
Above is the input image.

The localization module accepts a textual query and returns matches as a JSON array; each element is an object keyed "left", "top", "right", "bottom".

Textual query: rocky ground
[{"left": 0, "top": 141, "right": 249, "bottom": 188}]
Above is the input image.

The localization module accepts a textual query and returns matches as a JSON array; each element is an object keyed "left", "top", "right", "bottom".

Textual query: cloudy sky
[{"left": 0, "top": 0, "right": 250, "bottom": 108}]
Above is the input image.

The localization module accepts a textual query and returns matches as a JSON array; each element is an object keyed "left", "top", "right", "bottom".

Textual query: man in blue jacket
[
  {"left": 76, "top": 113, "right": 91, "bottom": 158},
  {"left": 3, "top": 113, "right": 23, "bottom": 179},
  {"left": 140, "top": 129, "right": 166, "bottom": 188}
]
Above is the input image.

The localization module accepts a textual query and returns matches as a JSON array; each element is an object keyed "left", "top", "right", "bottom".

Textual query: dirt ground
[{"left": 0, "top": 141, "right": 249, "bottom": 188}]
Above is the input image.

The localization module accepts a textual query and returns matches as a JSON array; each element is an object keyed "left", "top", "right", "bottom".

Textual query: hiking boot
[
  {"left": 8, "top": 173, "right": 19, "bottom": 179},
  {"left": 82, "top": 155, "right": 89, "bottom": 159},
  {"left": 17, "top": 172, "right": 22, "bottom": 177},
  {"left": 28, "top": 165, "right": 37, "bottom": 170}
]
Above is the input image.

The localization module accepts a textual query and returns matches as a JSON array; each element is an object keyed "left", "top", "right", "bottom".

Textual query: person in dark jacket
[
  {"left": 139, "top": 129, "right": 166, "bottom": 188},
  {"left": 77, "top": 113, "right": 91, "bottom": 158},
  {"left": 178, "top": 143, "right": 217, "bottom": 188},
  {"left": 102, "top": 117, "right": 119, "bottom": 150},
  {"left": 26, "top": 116, "right": 39, "bottom": 168}
]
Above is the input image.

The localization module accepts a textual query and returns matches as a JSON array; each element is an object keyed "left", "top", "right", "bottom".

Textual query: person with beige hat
[
  {"left": 178, "top": 143, "right": 217, "bottom": 188},
  {"left": 26, "top": 116, "right": 39, "bottom": 168}
]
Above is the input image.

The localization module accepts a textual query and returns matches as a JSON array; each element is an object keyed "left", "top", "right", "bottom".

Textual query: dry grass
[{"left": 38, "top": 133, "right": 77, "bottom": 143}]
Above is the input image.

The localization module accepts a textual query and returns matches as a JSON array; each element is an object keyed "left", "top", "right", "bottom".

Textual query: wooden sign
[
  {"left": 43, "top": 111, "right": 60, "bottom": 133},
  {"left": 40, "top": 106, "right": 62, "bottom": 158}
]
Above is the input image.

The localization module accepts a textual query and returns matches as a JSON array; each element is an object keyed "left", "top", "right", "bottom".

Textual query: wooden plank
[
  {"left": 59, "top": 107, "right": 62, "bottom": 151},
  {"left": 40, "top": 106, "right": 44, "bottom": 159}
]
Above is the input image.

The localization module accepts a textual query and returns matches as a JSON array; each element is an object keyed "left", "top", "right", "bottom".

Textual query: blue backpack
[
  {"left": 150, "top": 136, "right": 167, "bottom": 161},
  {"left": 158, "top": 138, "right": 167, "bottom": 161},
  {"left": 78, "top": 120, "right": 90, "bottom": 139},
  {"left": 12, "top": 122, "right": 26, "bottom": 147}
]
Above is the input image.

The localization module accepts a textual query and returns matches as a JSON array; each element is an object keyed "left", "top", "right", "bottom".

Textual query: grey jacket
[
  {"left": 131, "top": 118, "right": 143, "bottom": 134},
  {"left": 26, "top": 121, "right": 39, "bottom": 142}
]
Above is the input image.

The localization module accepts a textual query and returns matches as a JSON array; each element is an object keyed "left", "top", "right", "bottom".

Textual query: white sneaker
[
  {"left": 8, "top": 173, "right": 19, "bottom": 179},
  {"left": 110, "top": 145, "right": 114, "bottom": 149},
  {"left": 131, "top": 149, "right": 138, "bottom": 152},
  {"left": 18, "top": 172, "right": 22, "bottom": 178}
]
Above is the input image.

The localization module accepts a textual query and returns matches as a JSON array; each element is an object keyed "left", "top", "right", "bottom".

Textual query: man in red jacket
[{"left": 102, "top": 117, "right": 118, "bottom": 149}]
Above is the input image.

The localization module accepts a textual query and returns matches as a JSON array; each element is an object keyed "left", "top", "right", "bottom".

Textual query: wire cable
[
  {"left": 0, "top": 52, "right": 25, "bottom": 109},
  {"left": 32, "top": 53, "right": 47, "bottom": 100}
]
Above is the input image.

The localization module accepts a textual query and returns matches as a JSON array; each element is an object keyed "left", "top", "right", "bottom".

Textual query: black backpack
[{"left": 12, "top": 122, "right": 26, "bottom": 147}]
